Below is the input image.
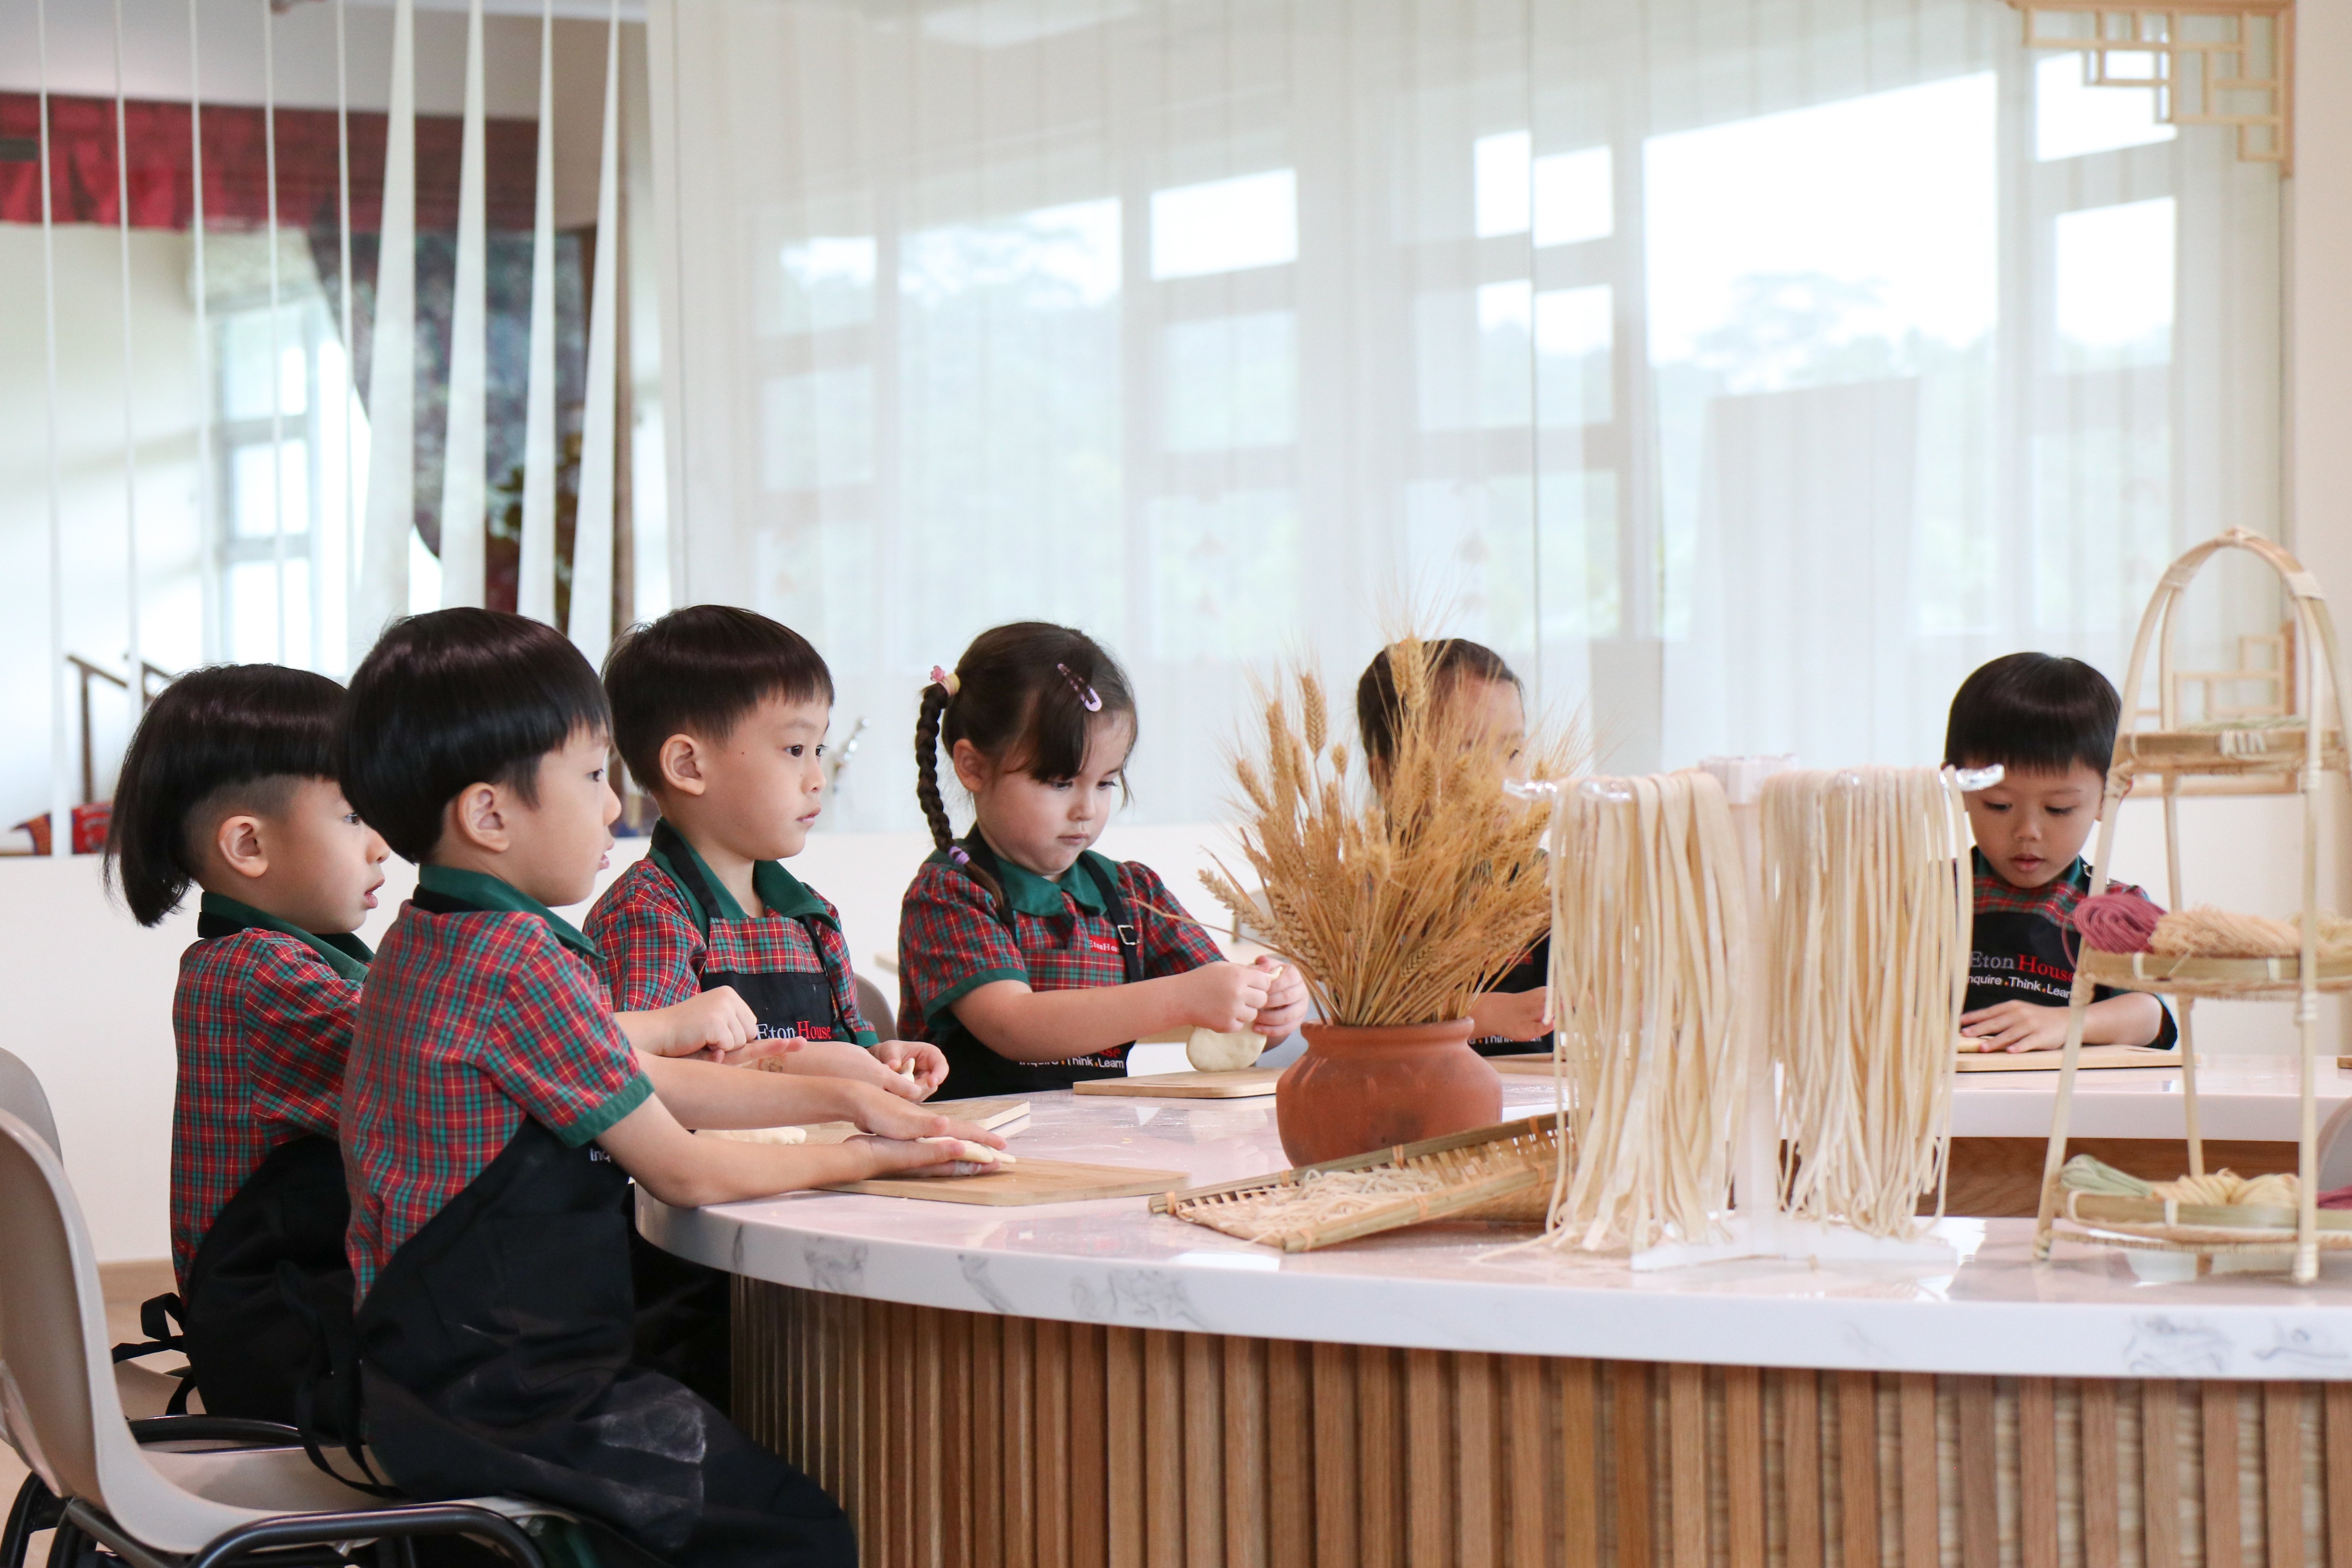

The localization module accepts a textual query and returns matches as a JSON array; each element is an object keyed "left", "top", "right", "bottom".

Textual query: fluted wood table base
[{"left": 734, "top": 1279, "right": 2352, "bottom": 1567}]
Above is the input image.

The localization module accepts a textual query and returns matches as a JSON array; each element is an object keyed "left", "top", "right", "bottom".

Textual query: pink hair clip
[
  {"left": 929, "top": 665, "right": 960, "bottom": 696},
  {"left": 1055, "top": 663, "right": 1102, "bottom": 712}
]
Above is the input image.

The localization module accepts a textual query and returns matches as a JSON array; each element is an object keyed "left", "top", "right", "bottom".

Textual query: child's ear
[
  {"left": 949, "top": 739, "right": 992, "bottom": 795},
  {"left": 214, "top": 813, "right": 271, "bottom": 882},
  {"left": 444, "top": 782, "right": 509, "bottom": 854},
  {"left": 659, "top": 734, "right": 708, "bottom": 796}
]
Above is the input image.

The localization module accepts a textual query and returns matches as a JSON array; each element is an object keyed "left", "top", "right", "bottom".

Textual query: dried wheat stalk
[{"left": 1200, "top": 636, "right": 1576, "bottom": 1027}]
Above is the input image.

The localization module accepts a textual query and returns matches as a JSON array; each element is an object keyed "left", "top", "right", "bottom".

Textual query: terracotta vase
[{"left": 1274, "top": 1018, "right": 1502, "bottom": 1166}]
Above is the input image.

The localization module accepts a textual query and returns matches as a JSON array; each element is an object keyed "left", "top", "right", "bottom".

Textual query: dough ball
[
  {"left": 920, "top": 1136, "right": 1015, "bottom": 1167},
  {"left": 1186, "top": 1026, "right": 1264, "bottom": 1072}
]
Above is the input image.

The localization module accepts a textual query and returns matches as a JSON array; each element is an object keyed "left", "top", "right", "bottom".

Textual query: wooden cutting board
[
  {"left": 1073, "top": 1068, "right": 1281, "bottom": 1100},
  {"left": 1955, "top": 1045, "right": 2178, "bottom": 1072},
  {"left": 823, "top": 1158, "right": 1187, "bottom": 1205}
]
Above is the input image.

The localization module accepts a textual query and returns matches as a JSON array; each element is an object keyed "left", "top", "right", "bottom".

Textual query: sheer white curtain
[{"left": 648, "top": 0, "right": 2282, "bottom": 830}]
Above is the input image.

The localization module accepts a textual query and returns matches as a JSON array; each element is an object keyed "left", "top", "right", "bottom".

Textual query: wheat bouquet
[{"left": 1198, "top": 637, "right": 1575, "bottom": 1027}]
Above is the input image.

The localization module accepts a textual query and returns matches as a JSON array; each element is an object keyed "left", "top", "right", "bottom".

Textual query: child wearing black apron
[
  {"left": 103, "top": 664, "right": 388, "bottom": 1426},
  {"left": 900, "top": 624, "right": 1307, "bottom": 1094},
  {"left": 338, "top": 609, "right": 999, "bottom": 1568}
]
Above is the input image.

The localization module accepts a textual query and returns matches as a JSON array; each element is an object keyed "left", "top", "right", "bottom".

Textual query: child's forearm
[
  {"left": 613, "top": 1010, "right": 675, "bottom": 1055},
  {"left": 951, "top": 976, "right": 1198, "bottom": 1061},
  {"left": 636, "top": 1052, "right": 862, "bottom": 1129},
  {"left": 2081, "top": 993, "right": 2167, "bottom": 1047}
]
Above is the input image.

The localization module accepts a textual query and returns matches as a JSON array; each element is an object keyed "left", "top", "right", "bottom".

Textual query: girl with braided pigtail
[{"left": 898, "top": 622, "right": 1309, "bottom": 1097}]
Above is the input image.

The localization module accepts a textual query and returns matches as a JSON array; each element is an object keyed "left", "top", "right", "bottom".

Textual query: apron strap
[
  {"left": 109, "top": 1292, "right": 198, "bottom": 1414},
  {"left": 652, "top": 820, "right": 847, "bottom": 1036},
  {"left": 1078, "top": 856, "right": 1148, "bottom": 987}
]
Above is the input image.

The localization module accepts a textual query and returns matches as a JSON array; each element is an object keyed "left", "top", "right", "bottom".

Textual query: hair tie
[
  {"left": 947, "top": 846, "right": 972, "bottom": 868},
  {"left": 929, "top": 665, "right": 960, "bottom": 697},
  {"left": 1055, "top": 662, "right": 1103, "bottom": 712}
]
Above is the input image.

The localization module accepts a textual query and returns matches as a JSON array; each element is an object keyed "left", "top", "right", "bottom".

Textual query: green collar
[
  {"left": 196, "top": 892, "right": 373, "bottom": 982},
  {"left": 647, "top": 821, "right": 830, "bottom": 932},
  {"left": 415, "top": 864, "right": 602, "bottom": 962},
  {"left": 937, "top": 833, "right": 1117, "bottom": 919}
]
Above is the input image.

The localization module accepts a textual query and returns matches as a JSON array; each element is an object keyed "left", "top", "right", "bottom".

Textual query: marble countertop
[
  {"left": 643, "top": 1075, "right": 2352, "bottom": 1381},
  {"left": 1948, "top": 1057, "right": 2352, "bottom": 1140}
]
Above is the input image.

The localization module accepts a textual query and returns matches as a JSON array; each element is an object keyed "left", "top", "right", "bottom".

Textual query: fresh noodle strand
[{"left": 1763, "top": 767, "right": 1968, "bottom": 1238}]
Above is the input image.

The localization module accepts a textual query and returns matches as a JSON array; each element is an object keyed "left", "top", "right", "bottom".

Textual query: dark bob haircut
[
  {"left": 342, "top": 608, "right": 611, "bottom": 863},
  {"left": 1353, "top": 638, "right": 1521, "bottom": 774},
  {"left": 1943, "top": 652, "right": 2121, "bottom": 778},
  {"left": 105, "top": 664, "right": 347, "bottom": 927},
  {"left": 604, "top": 605, "right": 835, "bottom": 795}
]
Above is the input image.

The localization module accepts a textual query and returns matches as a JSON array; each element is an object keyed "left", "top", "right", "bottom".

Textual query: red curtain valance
[{"left": 0, "top": 90, "right": 540, "bottom": 232}]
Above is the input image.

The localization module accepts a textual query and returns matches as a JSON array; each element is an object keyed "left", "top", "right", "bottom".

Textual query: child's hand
[
  {"left": 846, "top": 1135, "right": 1005, "bottom": 1180},
  {"left": 840, "top": 1085, "right": 1009, "bottom": 1149},
  {"left": 1469, "top": 986, "right": 1550, "bottom": 1043},
  {"left": 1179, "top": 961, "right": 1276, "bottom": 1032},
  {"left": 1958, "top": 1000, "right": 2071, "bottom": 1053},
  {"left": 1250, "top": 958, "right": 1309, "bottom": 1038},
  {"left": 768, "top": 1039, "right": 935, "bottom": 1101},
  {"left": 621, "top": 988, "right": 761, "bottom": 1060},
  {"left": 873, "top": 1039, "right": 948, "bottom": 1094}
]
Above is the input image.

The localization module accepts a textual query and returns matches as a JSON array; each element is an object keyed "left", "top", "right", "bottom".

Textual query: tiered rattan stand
[{"left": 2033, "top": 529, "right": 2352, "bottom": 1283}]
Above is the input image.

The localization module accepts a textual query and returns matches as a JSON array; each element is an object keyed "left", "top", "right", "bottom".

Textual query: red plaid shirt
[
  {"left": 169, "top": 923, "right": 361, "bottom": 1287},
  {"left": 343, "top": 871, "right": 652, "bottom": 1300},
  {"left": 896, "top": 847, "right": 1223, "bottom": 1055},
  {"left": 585, "top": 851, "right": 875, "bottom": 1044}
]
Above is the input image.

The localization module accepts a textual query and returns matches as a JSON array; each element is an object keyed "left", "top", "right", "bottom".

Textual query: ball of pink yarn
[{"left": 2072, "top": 889, "right": 2166, "bottom": 954}]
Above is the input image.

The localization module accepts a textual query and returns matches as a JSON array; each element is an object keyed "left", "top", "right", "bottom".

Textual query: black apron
[
  {"left": 353, "top": 1119, "right": 852, "bottom": 1568},
  {"left": 126, "top": 908, "right": 368, "bottom": 1427},
  {"left": 923, "top": 834, "right": 1148, "bottom": 1099},
  {"left": 1471, "top": 932, "right": 1553, "bottom": 1058},
  {"left": 629, "top": 825, "right": 864, "bottom": 1412},
  {"left": 1966, "top": 852, "right": 2179, "bottom": 1049}
]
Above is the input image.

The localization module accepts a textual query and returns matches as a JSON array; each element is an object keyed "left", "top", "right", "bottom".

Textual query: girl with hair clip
[{"left": 900, "top": 623, "right": 1309, "bottom": 1098}]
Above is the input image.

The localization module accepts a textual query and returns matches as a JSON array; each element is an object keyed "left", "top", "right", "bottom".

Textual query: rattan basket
[{"left": 1150, "top": 1115, "right": 1561, "bottom": 1253}]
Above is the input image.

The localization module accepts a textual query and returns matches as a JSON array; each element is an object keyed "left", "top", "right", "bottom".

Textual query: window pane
[
  {"left": 1150, "top": 170, "right": 1298, "bottom": 279},
  {"left": 230, "top": 440, "right": 312, "bottom": 538},
  {"left": 2054, "top": 197, "right": 2175, "bottom": 369},
  {"left": 2035, "top": 52, "right": 2175, "bottom": 161},
  {"left": 226, "top": 557, "right": 311, "bottom": 666},
  {"left": 1536, "top": 285, "right": 1613, "bottom": 427},
  {"left": 761, "top": 368, "right": 875, "bottom": 490},
  {"left": 1163, "top": 312, "right": 1297, "bottom": 451},
  {"left": 1474, "top": 131, "right": 1531, "bottom": 238},
  {"left": 1148, "top": 489, "right": 1299, "bottom": 661},
  {"left": 219, "top": 306, "right": 308, "bottom": 421},
  {"left": 776, "top": 236, "right": 878, "bottom": 334},
  {"left": 1534, "top": 146, "right": 1611, "bottom": 247}
]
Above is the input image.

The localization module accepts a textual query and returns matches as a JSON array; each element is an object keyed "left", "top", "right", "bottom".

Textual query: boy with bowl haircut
[
  {"left": 340, "top": 608, "right": 1001, "bottom": 1568},
  {"left": 1946, "top": 652, "right": 2176, "bottom": 1054},
  {"left": 588, "top": 605, "right": 946, "bottom": 1095}
]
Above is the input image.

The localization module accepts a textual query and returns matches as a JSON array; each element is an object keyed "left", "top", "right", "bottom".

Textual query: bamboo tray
[
  {"left": 1152, "top": 1116, "right": 1559, "bottom": 1252},
  {"left": 1074, "top": 1068, "right": 1280, "bottom": 1100},
  {"left": 2078, "top": 948, "right": 2352, "bottom": 999},
  {"left": 2056, "top": 1188, "right": 2352, "bottom": 1250},
  {"left": 2116, "top": 725, "right": 2344, "bottom": 781},
  {"left": 1955, "top": 1045, "right": 2178, "bottom": 1072}
]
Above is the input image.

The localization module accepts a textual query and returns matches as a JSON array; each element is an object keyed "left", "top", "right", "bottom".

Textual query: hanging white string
[
  {"left": 517, "top": 0, "right": 560, "bottom": 624},
  {"left": 263, "top": 0, "right": 287, "bottom": 664},
  {"left": 38, "top": 0, "right": 67, "bottom": 854},
  {"left": 335, "top": 0, "right": 355, "bottom": 640},
  {"left": 111, "top": 0, "right": 143, "bottom": 705},
  {"left": 439, "top": 0, "right": 489, "bottom": 609},
  {"left": 356, "top": 0, "right": 418, "bottom": 658},
  {"left": 189, "top": 0, "right": 214, "bottom": 664},
  {"left": 568, "top": 0, "right": 623, "bottom": 664}
]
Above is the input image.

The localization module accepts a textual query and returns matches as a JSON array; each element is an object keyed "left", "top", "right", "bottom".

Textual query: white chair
[
  {"left": 0, "top": 1108, "right": 560, "bottom": 1568},
  {"left": 2315, "top": 1095, "right": 2352, "bottom": 1195},
  {"left": 0, "top": 1046, "right": 61, "bottom": 1156}
]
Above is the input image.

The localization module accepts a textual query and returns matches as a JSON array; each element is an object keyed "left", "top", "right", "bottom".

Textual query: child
[
  {"left": 105, "top": 664, "right": 387, "bottom": 1426},
  {"left": 1946, "top": 652, "right": 2176, "bottom": 1053},
  {"left": 339, "top": 608, "right": 1003, "bottom": 1567},
  {"left": 586, "top": 605, "right": 948, "bottom": 1408},
  {"left": 589, "top": 605, "right": 944, "bottom": 1094},
  {"left": 1355, "top": 638, "right": 1549, "bottom": 1056},
  {"left": 900, "top": 622, "right": 1309, "bottom": 1097}
]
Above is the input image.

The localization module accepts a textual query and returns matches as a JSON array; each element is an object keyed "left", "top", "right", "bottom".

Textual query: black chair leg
[{"left": 2, "top": 1476, "right": 63, "bottom": 1568}]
